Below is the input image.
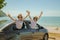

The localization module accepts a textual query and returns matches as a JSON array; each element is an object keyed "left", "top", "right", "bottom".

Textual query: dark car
[{"left": 0, "top": 20, "right": 49, "bottom": 40}]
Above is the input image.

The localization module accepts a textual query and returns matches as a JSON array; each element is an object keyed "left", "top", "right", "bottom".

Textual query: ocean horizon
[{"left": 0, "top": 16, "right": 60, "bottom": 27}]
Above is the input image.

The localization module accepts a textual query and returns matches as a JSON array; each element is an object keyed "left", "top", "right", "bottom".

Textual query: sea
[{"left": 0, "top": 16, "right": 60, "bottom": 27}]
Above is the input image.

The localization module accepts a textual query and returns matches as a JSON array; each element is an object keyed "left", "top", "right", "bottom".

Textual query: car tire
[{"left": 43, "top": 34, "right": 48, "bottom": 40}]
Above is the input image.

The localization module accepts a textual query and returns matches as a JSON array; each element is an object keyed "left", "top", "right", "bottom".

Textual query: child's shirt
[{"left": 30, "top": 20, "right": 38, "bottom": 29}]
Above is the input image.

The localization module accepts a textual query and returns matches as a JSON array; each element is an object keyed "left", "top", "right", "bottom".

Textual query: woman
[{"left": 6, "top": 12, "right": 29, "bottom": 33}]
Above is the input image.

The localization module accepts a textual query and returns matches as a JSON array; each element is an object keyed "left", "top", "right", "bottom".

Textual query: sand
[{"left": 45, "top": 27, "right": 60, "bottom": 40}]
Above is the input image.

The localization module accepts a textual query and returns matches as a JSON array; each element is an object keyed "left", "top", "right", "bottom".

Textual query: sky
[{"left": 2, "top": 0, "right": 60, "bottom": 17}]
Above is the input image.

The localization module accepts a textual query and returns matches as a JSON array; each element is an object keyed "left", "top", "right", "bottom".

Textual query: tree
[
  {"left": 0, "top": 10, "right": 6, "bottom": 17},
  {"left": 0, "top": 0, "right": 7, "bottom": 9}
]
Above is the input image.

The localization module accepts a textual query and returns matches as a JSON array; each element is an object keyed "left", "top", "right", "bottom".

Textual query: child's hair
[
  {"left": 17, "top": 14, "right": 22, "bottom": 18},
  {"left": 33, "top": 16, "right": 38, "bottom": 21}
]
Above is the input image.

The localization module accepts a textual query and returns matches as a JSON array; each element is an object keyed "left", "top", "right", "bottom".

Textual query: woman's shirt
[{"left": 15, "top": 20, "right": 23, "bottom": 29}]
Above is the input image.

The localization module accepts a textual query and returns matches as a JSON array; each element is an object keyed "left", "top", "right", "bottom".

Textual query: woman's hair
[
  {"left": 33, "top": 16, "right": 38, "bottom": 21},
  {"left": 17, "top": 14, "right": 22, "bottom": 18}
]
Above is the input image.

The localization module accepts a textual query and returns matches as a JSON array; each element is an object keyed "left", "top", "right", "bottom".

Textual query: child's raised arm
[
  {"left": 23, "top": 10, "right": 30, "bottom": 19},
  {"left": 38, "top": 11, "right": 43, "bottom": 19},
  {"left": 6, "top": 13, "right": 16, "bottom": 21}
]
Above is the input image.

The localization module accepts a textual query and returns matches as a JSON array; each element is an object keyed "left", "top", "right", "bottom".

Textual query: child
[{"left": 26, "top": 10, "right": 43, "bottom": 29}]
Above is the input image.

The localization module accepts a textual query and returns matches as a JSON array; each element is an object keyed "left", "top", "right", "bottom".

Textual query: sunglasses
[{"left": 18, "top": 16, "right": 22, "bottom": 18}]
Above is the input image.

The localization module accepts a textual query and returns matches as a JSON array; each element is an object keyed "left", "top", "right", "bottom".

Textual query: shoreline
[
  {"left": 44, "top": 26, "right": 60, "bottom": 33},
  {"left": 45, "top": 26, "right": 60, "bottom": 40}
]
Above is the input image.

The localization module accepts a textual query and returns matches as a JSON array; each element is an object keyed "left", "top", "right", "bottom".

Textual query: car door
[
  {"left": 0, "top": 25, "right": 12, "bottom": 40},
  {"left": 0, "top": 32, "right": 6, "bottom": 40},
  {"left": 20, "top": 25, "right": 33, "bottom": 40},
  {"left": 32, "top": 24, "right": 45, "bottom": 40},
  {"left": 1, "top": 23, "right": 17, "bottom": 40}
]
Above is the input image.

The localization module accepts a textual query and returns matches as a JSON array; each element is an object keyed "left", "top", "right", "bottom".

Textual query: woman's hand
[
  {"left": 6, "top": 13, "right": 11, "bottom": 17},
  {"left": 6, "top": 13, "right": 16, "bottom": 21},
  {"left": 7, "top": 14, "right": 11, "bottom": 17},
  {"left": 23, "top": 10, "right": 30, "bottom": 19},
  {"left": 26, "top": 10, "right": 30, "bottom": 16}
]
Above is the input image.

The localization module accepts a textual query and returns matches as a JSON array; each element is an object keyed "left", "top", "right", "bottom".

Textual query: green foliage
[
  {"left": 0, "top": 20, "right": 7, "bottom": 26},
  {"left": 0, "top": 0, "right": 7, "bottom": 9},
  {"left": 0, "top": 20, "right": 7, "bottom": 24},
  {"left": 0, "top": 10, "right": 6, "bottom": 17}
]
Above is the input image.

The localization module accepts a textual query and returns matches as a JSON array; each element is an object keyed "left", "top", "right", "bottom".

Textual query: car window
[
  {"left": 22, "top": 22, "right": 29, "bottom": 29},
  {"left": 37, "top": 24, "right": 44, "bottom": 29},
  {"left": 24, "top": 21, "right": 31, "bottom": 29},
  {"left": 33, "top": 24, "right": 39, "bottom": 29},
  {"left": 36, "top": 24, "right": 40, "bottom": 29}
]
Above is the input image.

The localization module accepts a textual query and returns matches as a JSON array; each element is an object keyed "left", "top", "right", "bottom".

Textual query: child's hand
[
  {"left": 28, "top": 12, "right": 30, "bottom": 16},
  {"left": 40, "top": 11, "right": 43, "bottom": 15},
  {"left": 26, "top": 10, "right": 30, "bottom": 13},
  {"left": 41, "top": 11, "right": 43, "bottom": 14}
]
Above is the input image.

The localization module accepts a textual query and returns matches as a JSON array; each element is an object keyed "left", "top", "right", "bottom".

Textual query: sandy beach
[{"left": 45, "top": 27, "right": 60, "bottom": 40}]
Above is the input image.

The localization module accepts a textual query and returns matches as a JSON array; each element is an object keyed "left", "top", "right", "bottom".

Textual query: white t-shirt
[
  {"left": 30, "top": 20, "right": 38, "bottom": 29},
  {"left": 15, "top": 20, "right": 23, "bottom": 29}
]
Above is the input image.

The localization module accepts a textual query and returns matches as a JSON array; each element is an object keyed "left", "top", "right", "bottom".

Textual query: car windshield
[{"left": 0, "top": 16, "right": 13, "bottom": 29}]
